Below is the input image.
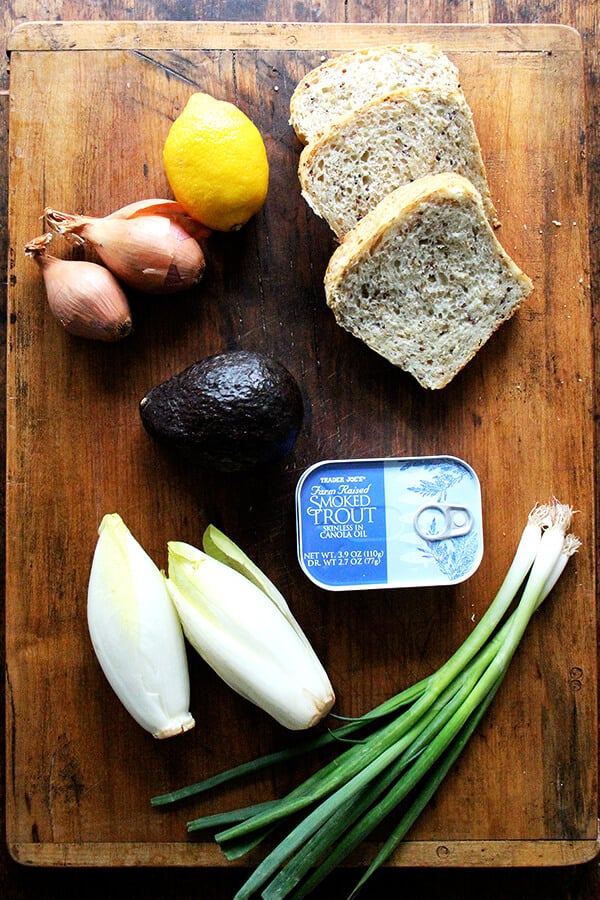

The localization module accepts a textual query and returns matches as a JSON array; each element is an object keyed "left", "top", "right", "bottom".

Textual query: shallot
[
  {"left": 25, "top": 233, "right": 132, "bottom": 342},
  {"left": 45, "top": 199, "right": 207, "bottom": 294}
]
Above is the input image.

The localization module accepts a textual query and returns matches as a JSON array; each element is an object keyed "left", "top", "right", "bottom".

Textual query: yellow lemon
[{"left": 163, "top": 92, "right": 269, "bottom": 232}]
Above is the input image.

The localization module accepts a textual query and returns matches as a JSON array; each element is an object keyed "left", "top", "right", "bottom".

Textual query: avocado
[{"left": 139, "top": 350, "right": 304, "bottom": 472}]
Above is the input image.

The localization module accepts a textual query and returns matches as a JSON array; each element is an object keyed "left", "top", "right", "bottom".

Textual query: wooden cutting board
[{"left": 6, "top": 21, "right": 597, "bottom": 869}]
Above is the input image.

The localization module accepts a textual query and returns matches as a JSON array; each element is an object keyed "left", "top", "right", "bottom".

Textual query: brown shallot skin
[
  {"left": 44, "top": 203, "right": 207, "bottom": 294},
  {"left": 25, "top": 233, "right": 133, "bottom": 342}
]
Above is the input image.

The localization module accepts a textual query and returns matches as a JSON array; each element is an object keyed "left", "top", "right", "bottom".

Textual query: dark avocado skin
[{"left": 139, "top": 350, "right": 304, "bottom": 472}]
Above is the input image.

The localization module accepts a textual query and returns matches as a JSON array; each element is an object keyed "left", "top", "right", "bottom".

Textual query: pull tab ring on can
[{"left": 413, "top": 503, "right": 474, "bottom": 542}]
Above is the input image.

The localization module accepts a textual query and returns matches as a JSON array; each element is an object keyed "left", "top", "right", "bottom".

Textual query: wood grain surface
[{"left": 1, "top": 4, "right": 599, "bottom": 900}]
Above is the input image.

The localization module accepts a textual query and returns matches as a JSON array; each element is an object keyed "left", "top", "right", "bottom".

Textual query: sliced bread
[
  {"left": 298, "top": 87, "right": 497, "bottom": 239},
  {"left": 324, "top": 172, "right": 533, "bottom": 390},
  {"left": 289, "top": 43, "right": 460, "bottom": 145}
]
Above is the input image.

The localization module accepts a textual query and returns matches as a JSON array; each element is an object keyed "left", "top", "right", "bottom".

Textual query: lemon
[{"left": 163, "top": 92, "right": 269, "bottom": 232}]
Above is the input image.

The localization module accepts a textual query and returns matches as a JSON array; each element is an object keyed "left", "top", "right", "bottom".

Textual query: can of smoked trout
[{"left": 295, "top": 456, "right": 483, "bottom": 591}]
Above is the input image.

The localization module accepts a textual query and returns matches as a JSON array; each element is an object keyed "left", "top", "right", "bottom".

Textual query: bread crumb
[{"left": 552, "top": 220, "right": 562, "bottom": 226}]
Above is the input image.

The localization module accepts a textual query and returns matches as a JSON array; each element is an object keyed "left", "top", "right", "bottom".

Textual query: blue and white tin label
[{"left": 295, "top": 456, "right": 483, "bottom": 591}]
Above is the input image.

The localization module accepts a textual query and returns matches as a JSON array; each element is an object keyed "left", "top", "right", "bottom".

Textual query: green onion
[{"left": 151, "top": 500, "right": 580, "bottom": 898}]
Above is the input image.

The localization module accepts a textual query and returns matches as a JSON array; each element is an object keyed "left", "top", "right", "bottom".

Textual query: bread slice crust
[
  {"left": 289, "top": 43, "right": 460, "bottom": 145},
  {"left": 324, "top": 173, "right": 533, "bottom": 390},
  {"left": 299, "top": 86, "right": 497, "bottom": 238}
]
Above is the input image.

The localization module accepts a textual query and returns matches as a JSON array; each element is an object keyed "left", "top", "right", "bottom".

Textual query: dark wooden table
[{"left": 1, "top": 2, "right": 599, "bottom": 898}]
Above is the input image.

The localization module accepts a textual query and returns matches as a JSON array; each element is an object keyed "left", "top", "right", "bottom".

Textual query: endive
[
  {"left": 166, "top": 539, "right": 335, "bottom": 730},
  {"left": 87, "top": 514, "right": 195, "bottom": 739}
]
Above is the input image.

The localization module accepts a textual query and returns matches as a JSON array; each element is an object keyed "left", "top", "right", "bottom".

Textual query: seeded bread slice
[
  {"left": 324, "top": 172, "right": 533, "bottom": 390},
  {"left": 299, "top": 87, "right": 497, "bottom": 239},
  {"left": 290, "top": 44, "right": 460, "bottom": 145}
]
